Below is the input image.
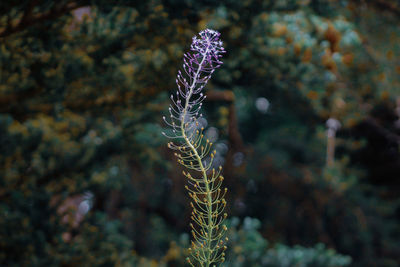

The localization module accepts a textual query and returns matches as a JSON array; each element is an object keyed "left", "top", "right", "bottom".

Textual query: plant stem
[{"left": 180, "top": 49, "right": 214, "bottom": 266}]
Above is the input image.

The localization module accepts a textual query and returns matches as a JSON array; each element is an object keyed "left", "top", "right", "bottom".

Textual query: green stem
[{"left": 180, "top": 49, "right": 214, "bottom": 266}]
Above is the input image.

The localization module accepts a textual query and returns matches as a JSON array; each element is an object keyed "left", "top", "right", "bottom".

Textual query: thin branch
[
  {"left": 0, "top": 1, "right": 84, "bottom": 38},
  {"left": 206, "top": 90, "right": 244, "bottom": 152},
  {"left": 351, "top": 0, "right": 400, "bottom": 17}
]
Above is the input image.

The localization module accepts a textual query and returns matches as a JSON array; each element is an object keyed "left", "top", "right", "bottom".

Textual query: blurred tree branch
[
  {"left": 363, "top": 117, "right": 400, "bottom": 145},
  {"left": 351, "top": 0, "right": 400, "bottom": 17},
  {"left": 0, "top": 1, "right": 84, "bottom": 38},
  {"left": 206, "top": 90, "right": 244, "bottom": 152}
]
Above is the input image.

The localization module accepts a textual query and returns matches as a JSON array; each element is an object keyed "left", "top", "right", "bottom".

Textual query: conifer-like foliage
[
  {"left": 1, "top": 1, "right": 400, "bottom": 266},
  {"left": 163, "top": 29, "right": 228, "bottom": 266}
]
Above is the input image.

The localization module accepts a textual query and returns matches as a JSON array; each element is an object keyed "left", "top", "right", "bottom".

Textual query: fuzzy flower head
[
  {"left": 191, "top": 29, "right": 225, "bottom": 65},
  {"left": 163, "top": 29, "right": 225, "bottom": 139},
  {"left": 179, "top": 29, "right": 225, "bottom": 97}
]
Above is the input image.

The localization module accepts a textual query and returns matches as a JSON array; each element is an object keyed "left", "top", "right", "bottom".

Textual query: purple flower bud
[{"left": 163, "top": 29, "right": 224, "bottom": 141}]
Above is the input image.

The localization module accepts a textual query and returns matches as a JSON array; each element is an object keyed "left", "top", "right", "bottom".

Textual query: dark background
[{"left": 0, "top": 0, "right": 399, "bottom": 266}]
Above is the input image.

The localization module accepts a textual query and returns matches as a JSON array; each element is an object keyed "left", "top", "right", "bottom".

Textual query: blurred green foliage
[
  {"left": 225, "top": 217, "right": 351, "bottom": 267},
  {"left": 1, "top": 0, "right": 399, "bottom": 266}
]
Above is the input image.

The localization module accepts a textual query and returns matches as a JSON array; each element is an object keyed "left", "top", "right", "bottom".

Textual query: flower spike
[{"left": 163, "top": 29, "right": 228, "bottom": 266}]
